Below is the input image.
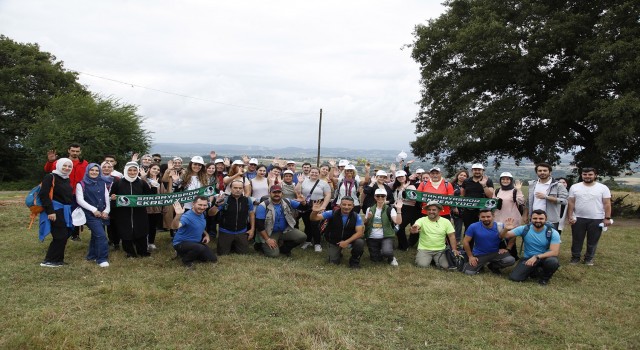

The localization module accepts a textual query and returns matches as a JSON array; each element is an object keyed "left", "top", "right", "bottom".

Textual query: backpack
[
  {"left": 519, "top": 222, "right": 554, "bottom": 258},
  {"left": 495, "top": 188, "right": 525, "bottom": 215},
  {"left": 25, "top": 176, "right": 55, "bottom": 229}
]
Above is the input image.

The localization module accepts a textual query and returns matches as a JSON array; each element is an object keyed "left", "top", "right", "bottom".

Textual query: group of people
[{"left": 37, "top": 144, "right": 613, "bottom": 286}]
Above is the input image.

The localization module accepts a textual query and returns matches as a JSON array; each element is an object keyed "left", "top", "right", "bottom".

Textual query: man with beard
[
  {"left": 255, "top": 185, "right": 307, "bottom": 257},
  {"left": 462, "top": 209, "right": 516, "bottom": 275},
  {"left": 171, "top": 197, "right": 217, "bottom": 267},
  {"left": 460, "top": 163, "right": 494, "bottom": 230},
  {"left": 500, "top": 210, "right": 561, "bottom": 285},
  {"left": 410, "top": 201, "right": 458, "bottom": 269},
  {"left": 526, "top": 163, "right": 568, "bottom": 230},
  {"left": 566, "top": 167, "right": 612, "bottom": 266},
  {"left": 310, "top": 196, "right": 365, "bottom": 268}
]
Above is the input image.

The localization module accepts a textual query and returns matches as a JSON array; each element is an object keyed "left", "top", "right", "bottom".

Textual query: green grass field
[{"left": 1, "top": 192, "right": 639, "bottom": 349}]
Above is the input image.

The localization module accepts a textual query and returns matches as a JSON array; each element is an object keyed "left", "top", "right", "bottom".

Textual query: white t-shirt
[
  {"left": 251, "top": 177, "right": 269, "bottom": 201},
  {"left": 569, "top": 182, "right": 611, "bottom": 219},
  {"left": 300, "top": 178, "right": 331, "bottom": 201},
  {"left": 365, "top": 207, "right": 397, "bottom": 239},
  {"left": 532, "top": 180, "right": 551, "bottom": 211},
  {"left": 183, "top": 176, "right": 202, "bottom": 210}
]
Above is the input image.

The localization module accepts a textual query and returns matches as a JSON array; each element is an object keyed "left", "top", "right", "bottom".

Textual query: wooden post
[{"left": 317, "top": 109, "right": 322, "bottom": 167}]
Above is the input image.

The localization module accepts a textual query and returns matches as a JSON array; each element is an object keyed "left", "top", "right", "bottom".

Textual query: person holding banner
[
  {"left": 171, "top": 197, "right": 217, "bottom": 267},
  {"left": 460, "top": 164, "right": 494, "bottom": 231},
  {"left": 110, "top": 162, "right": 153, "bottom": 258}
]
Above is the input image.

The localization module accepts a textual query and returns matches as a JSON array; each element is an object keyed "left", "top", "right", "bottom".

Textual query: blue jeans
[{"left": 84, "top": 210, "right": 109, "bottom": 264}]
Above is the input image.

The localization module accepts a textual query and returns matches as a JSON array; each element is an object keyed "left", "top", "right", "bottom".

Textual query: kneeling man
[
  {"left": 310, "top": 196, "right": 365, "bottom": 268},
  {"left": 500, "top": 209, "right": 561, "bottom": 285},
  {"left": 410, "top": 201, "right": 458, "bottom": 269},
  {"left": 171, "top": 197, "right": 218, "bottom": 267},
  {"left": 462, "top": 209, "right": 516, "bottom": 275}
]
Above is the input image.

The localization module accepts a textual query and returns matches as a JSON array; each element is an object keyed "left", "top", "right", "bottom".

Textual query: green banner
[
  {"left": 404, "top": 190, "right": 501, "bottom": 210},
  {"left": 116, "top": 186, "right": 216, "bottom": 207}
]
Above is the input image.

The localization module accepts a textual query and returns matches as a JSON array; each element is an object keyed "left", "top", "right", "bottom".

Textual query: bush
[
  {"left": 611, "top": 194, "right": 640, "bottom": 218},
  {"left": 0, "top": 180, "right": 34, "bottom": 191}
]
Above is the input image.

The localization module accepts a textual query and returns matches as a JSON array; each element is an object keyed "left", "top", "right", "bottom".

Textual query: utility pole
[{"left": 317, "top": 108, "right": 322, "bottom": 167}]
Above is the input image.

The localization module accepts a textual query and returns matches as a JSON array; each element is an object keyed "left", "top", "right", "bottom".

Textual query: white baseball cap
[
  {"left": 232, "top": 160, "right": 244, "bottom": 166},
  {"left": 344, "top": 164, "right": 356, "bottom": 171},
  {"left": 283, "top": 170, "right": 294, "bottom": 175},
  {"left": 214, "top": 158, "right": 224, "bottom": 164},
  {"left": 375, "top": 170, "right": 388, "bottom": 177},
  {"left": 338, "top": 159, "right": 349, "bottom": 167},
  {"left": 395, "top": 170, "right": 407, "bottom": 177},
  {"left": 415, "top": 168, "right": 425, "bottom": 174},
  {"left": 190, "top": 156, "right": 205, "bottom": 165},
  {"left": 286, "top": 160, "right": 296, "bottom": 164},
  {"left": 471, "top": 163, "right": 485, "bottom": 169},
  {"left": 374, "top": 188, "right": 387, "bottom": 196},
  {"left": 429, "top": 167, "right": 441, "bottom": 173},
  {"left": 500, "top": 172, "right": 513, "bottom": 178},
  {"left": 249, "top": 158, "right": 258, "bottom": 165}
]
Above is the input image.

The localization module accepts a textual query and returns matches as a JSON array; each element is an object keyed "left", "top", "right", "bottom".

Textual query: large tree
[
  {"left": 25, "top": 93, "right": 151, "bottom": 169},
  {"left": 0, "top": 35, "right": 86, "bottom": 181},
  {"left": 410, "top": 0, "right": 640, "bottom": 176}
]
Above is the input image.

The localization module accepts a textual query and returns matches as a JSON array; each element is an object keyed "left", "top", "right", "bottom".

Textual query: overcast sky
[{"left": 1, "top": 1, "right": 446, "bottom": 152}]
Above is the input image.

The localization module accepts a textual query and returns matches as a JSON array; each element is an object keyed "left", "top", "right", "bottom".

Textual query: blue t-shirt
[
  {"left": 513, "top": 224, "right": 561, "bottom": 258},
  {"left": 173, "top": 210, "right": 206, "bottom": 246},
  {"left": 321, "top": 210, "right": 364, "bottom": 227},
  {"left": 255, "top": 200, "right": 301, "bottom": 232},
  {"left": 217, "top": 198, "right": 255, "bottom": 234},
  {"left": 465, "top": 221, "right": 501, "bottom": 256}
]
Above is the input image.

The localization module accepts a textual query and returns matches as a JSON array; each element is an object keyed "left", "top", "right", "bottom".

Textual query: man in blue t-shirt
[
  {"left": 462, "top": 209, "right": 516, "bottom": 275},
  {"left": 255, "top": 185, "right": 307, "bottom": 257},
  {"left": 310, "top": 196, "right": 365, "bottom": 268},
  {"left": 171, "top": 197, "right": 217, "bottom": 267},
  {"left": 500, "top": 209, "right": 561, "bottom": 285}
]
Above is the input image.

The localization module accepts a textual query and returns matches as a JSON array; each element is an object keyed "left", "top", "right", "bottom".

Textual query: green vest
[{"left": 364, "top": 204, "right": 396, "bottom": 239}]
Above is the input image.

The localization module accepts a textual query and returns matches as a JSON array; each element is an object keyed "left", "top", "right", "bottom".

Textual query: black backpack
[{"left": 495, "top": 188, "right": 525, "bottom": 215}]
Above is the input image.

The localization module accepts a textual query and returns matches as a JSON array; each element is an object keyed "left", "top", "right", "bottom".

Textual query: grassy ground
[{"left": 1, "top": 192, "right": 639, "bottom": 349}]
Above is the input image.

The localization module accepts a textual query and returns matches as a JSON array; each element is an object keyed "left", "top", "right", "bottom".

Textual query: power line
[{"left": 74, "top": 70, "right": 314, "bottom": 116}]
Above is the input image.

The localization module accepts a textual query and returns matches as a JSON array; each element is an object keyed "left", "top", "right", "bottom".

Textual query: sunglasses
[
  {"left": 153, "top": 158, "right": 161, "bottom": 162},
  {"left": 375, "top": 195, "right": 386, "bottom": 198}
]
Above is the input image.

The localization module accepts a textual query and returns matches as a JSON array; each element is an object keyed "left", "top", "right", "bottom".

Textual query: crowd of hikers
[{"left": 33, "top": 143, "right": 613, "bottom": 285}]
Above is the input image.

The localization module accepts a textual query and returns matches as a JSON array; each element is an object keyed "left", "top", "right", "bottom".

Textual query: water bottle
[{"left": 598, "top": 219, "right": 613, "bottom": 232}]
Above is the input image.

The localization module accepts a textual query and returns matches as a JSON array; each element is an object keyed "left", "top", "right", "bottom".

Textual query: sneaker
[
  {"left": 148, "top": 244, "right": 157, "bottom": 251},
  {"left": 314, "top": 244, "right": 322, "bottom": 252},
  {"left": 488, "top": 264, "right": 502, "bottom": 275},
  {"left": 40, "top": 261, "right": 62, "bottom": 267},
  {"left": 98, "top": 262, "right": 110, "bottom": 268},
  {"left": 390, "top": 257, "right": 399, "bottom": 266},
  {"left": 301, "top": 242, "right": 312, "bottom": 250},
  {"left": 569, "top": 257, "right": 580, "bottom": 264},
  {"left": 584, "top": 259, "right": 594, "bottom": 266}
]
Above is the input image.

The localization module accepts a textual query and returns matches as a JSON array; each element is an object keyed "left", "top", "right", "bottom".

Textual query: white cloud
[{"left": 0, "top": 0, "right": 445, "bottom": 151}]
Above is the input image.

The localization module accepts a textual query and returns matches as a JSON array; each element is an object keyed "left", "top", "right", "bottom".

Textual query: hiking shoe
[
  {"left": 40, "top": 261, "right": 62, "bottom": 267},
  {"left": 538, "top": 279, "right": 549, "bottom": 286},
  {"left": 390, "top": 257, "right": 399, "bottom": 266},
  {"left": 584, "top": 259, "right": 594, "bottom": 266},
  {"left": 98, "top": 262, "right": 110, "bottom": 268},
  {"left": 488, "top": 264, "right": 502, "bottom": 275},
  {"left": 569, "top": 257, "right": 580, "bottom": 264},
  {"left": 314, "top": 244, "right": 323, "bottom": 252},
  {"left": 148, "top": 244, "right": 157, "bottom": 251},
  {"left": 301, "top": 242, "right": 312, "bottom": 250}
]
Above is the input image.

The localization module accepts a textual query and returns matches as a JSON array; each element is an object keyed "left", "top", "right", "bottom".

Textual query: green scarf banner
[
  {"left": 404, "top": 190, "right": 501, "bottom": 210},
  {"left": 116, "top": 186, "right": 216, "bottom": 207}
]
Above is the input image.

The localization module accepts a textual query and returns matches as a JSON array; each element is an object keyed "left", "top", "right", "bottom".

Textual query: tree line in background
[
  {"left": 0, "top": 35, "right": 151, "bottom": 183},
  {"left": 409, "top": 0, "right": 640, "bottom": 176}
]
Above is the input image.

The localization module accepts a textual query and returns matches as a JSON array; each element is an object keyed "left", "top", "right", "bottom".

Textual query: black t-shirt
[{"left": 461, "top": 177, "right": 493, "bottom": 198}]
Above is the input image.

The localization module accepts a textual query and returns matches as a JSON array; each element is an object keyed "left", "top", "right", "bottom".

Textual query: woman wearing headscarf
[
  {"left": 39, "top": 158, "right": 74, "bottom": 267},
  {"left": 76, "top": 163, "right": 112, "bottom": 267},
  {"left": 109, "top": 162, "right": 153, "bottom": 258},
  {"left": 493, "top": 172, "right": 524, "bottom": 258}
]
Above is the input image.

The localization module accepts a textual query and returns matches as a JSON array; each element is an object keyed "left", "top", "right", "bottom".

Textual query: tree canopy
[
  {"left": 0, "top": 35, "right": 151, "bottom": 181},
  {"left": 409, "top": 0, "right": 640, "bottom": 176}
]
